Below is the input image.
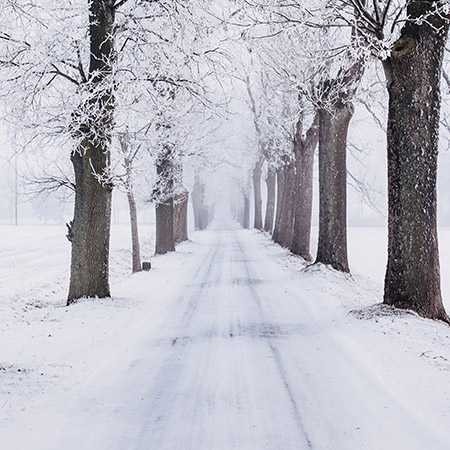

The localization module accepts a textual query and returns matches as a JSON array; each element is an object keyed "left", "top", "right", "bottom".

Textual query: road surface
[{"left": 4, "top": 223, "right": 449, "bottom": 449}]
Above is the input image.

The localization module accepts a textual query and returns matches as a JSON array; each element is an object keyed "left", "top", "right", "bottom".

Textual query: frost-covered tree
[
  {"left": 383, "top": 2, "right": 449, "bottom": 320},
  {"left": 332, "top": 0, "right": 450, "bottom": 320},
  {"left": 134, "top": 2, "right": 226, "bottom": 254},
  {"left": 232, "top": 1, "right": 361, "bottom": 265},
  {"left": 0, "top": 1, "right": 138, "bottom": 301},
  {"left": 0, "top": 0, "right": 220, "bottom": 301},
  {"left": 116, "top": 129, "right": 149, "bottom": 273},
  {"left": 244, "top": 69, "right": 290, "bottom": 233},
  {"left": 256, "top": 25, "right": 321, "bottom": 260},
  {"left": 244, "top": 75, "right": 265, "bottom": 231}
]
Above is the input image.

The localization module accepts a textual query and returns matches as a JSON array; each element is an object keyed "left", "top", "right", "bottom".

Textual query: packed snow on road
[{"left": 1, "top": 222, "right": 450, "bottom": 449}]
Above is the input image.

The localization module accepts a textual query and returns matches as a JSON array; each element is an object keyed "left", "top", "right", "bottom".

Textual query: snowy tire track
[{"left": 3, "top": 222, "right": 450, "bottom": 449}]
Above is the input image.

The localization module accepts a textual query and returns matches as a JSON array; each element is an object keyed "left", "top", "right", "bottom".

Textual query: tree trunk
[
  {"left": 291, "top": 113, "right": 319, "bottom": 261},
  {"left": 67, "top": 1, "right": 115, "bottom": 304},
  {"left": 315, "top": 104, "right": 353, "bottom": 272},
  {"left": 174, "top": 191, "right": 189, "bottom": 244},
  {"left": 253, "top": 158, "right": 264, "bottom": 230},
  {"left": 192, "top": 175, "right": 205, "bottom": 230},
  {"left": 127, "top": 190, "right": 141, "bottom": 273},
  {"left": 264, "top": 166, "right": 276, "bottom": 233},
  {"left": 201, "top": 206, "right": 211, "bottom": 230},
  {"left": 118, "top": 133, "right": 141, "bottom": 274},
  {"left": 233, "top": 203, "right": 240, "bottom": 224},
  {"left": 243, "top": 194, "right": 250, "bottom": 229},
  {"left": 272, "top": 166, "right": 285, "bottom": 243},
  {"left": 155, "top": 147, "right": 175, "bottom": 255},
  {"left": 382, "top": 2, "right": 449, "bottom": 321},
  {"left": 155, "top": 198, "right": 175, "bottom": 254},
  {"left": 68, "top": 150, "right": 112, "bottom": 302},
  {"left": 236, "top": 205, "right": 243, "bottom": 227},
  {"left": 275, "top": 162, "right": 295, "bottom": 248}
]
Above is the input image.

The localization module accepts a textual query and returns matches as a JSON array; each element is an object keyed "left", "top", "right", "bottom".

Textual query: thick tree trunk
[
  {"left": 253, "top": 158, "right": 264, "bottom": 230},
  {"left": 155, "top": 198, "right": 175, "bottom": 254},
  {"left": 315, "top": 104, "right": 353, "bottom": 272},
  {"left": 174, "top": 191, "right": 189, "bottom": 244},
  {"left": 68, "top": 149, "right": 112, "bottom": 302},
  {"left": 275, "top": 162, "right": 295, "bottom": 248},
  {"left": 67, "top": 1, "right": 115, "bottom": 304},
  {"left": 291, "top": 113, "right": 319, "bottom": 261},
  {"left": 155, "top": 147, "right": 175, "bottom": 255},
  {"left": 264, "top": 166, "right": 276, "bottom": 233},
  {"left": 127, "top": 190, "right": 141, "bottom": 273},
  {"left": 382, "top": 2, "right": 449, "bottom": 321},
  {"left": 272, "top": 167, "right": 285, "bottom": 243}
]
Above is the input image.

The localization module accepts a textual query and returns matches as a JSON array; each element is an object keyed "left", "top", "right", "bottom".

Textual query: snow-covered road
[{"left": 3, "top": 223, "right": 450, "bottom": 449}]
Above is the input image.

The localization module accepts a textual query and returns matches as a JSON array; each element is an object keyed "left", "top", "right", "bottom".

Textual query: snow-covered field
[{"left": 1, "top": 223, "right": 450, "bottom": 449}]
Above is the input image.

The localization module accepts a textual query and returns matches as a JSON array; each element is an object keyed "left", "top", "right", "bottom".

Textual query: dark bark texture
[
  {"left": 253, "top": 158, "right": 264, "bottom": 230},
  {"left": 291, "top": 113, "right": 319, "bottom": 261},
  {"left": 263, "top": 166, "right": 276, "bottom": 233},
  {"left": 272, "top": 167, "right": 285, "bottom": 243},
  {"left": 383, "top": 1, "right": 449, "bottom": 320},
  {"left": 315, "top": 104, "right": 353, "bottom": 272},
  {"left": 174, "top": 191, "right": 189, "bottom": 244},
  {"left": 68, "top": 1, "right": 116, "bottom": 303},
  {"left": 69, "top": 149, "right": 112, "bottom": 301},
  {"left": 274, "top": 162, "right": 295, "bottom": 248},
  {"left": 127, "top": 190, "right": 142, "bottom": 273},
  {"left": 155, "top": 147, "right": 175, "bottom": 255},
  {"left": 155, "top": 198, "right": 175, "bottom": 254}
]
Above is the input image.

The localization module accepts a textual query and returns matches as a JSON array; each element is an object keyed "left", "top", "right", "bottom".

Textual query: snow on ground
[{"left": 1, "top": 222, "right": 450, "bottom": 449}]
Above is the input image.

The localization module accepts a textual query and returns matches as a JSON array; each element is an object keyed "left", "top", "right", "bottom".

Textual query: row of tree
[
  {"left": 1, "top": 0, "right": 450, "bottom": 323},
  {"left": 0, "top": 0, "right": 216, "bottom": 304},
  {"left": 233, "top": 0, "right": 450, "bottom": 322}
]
